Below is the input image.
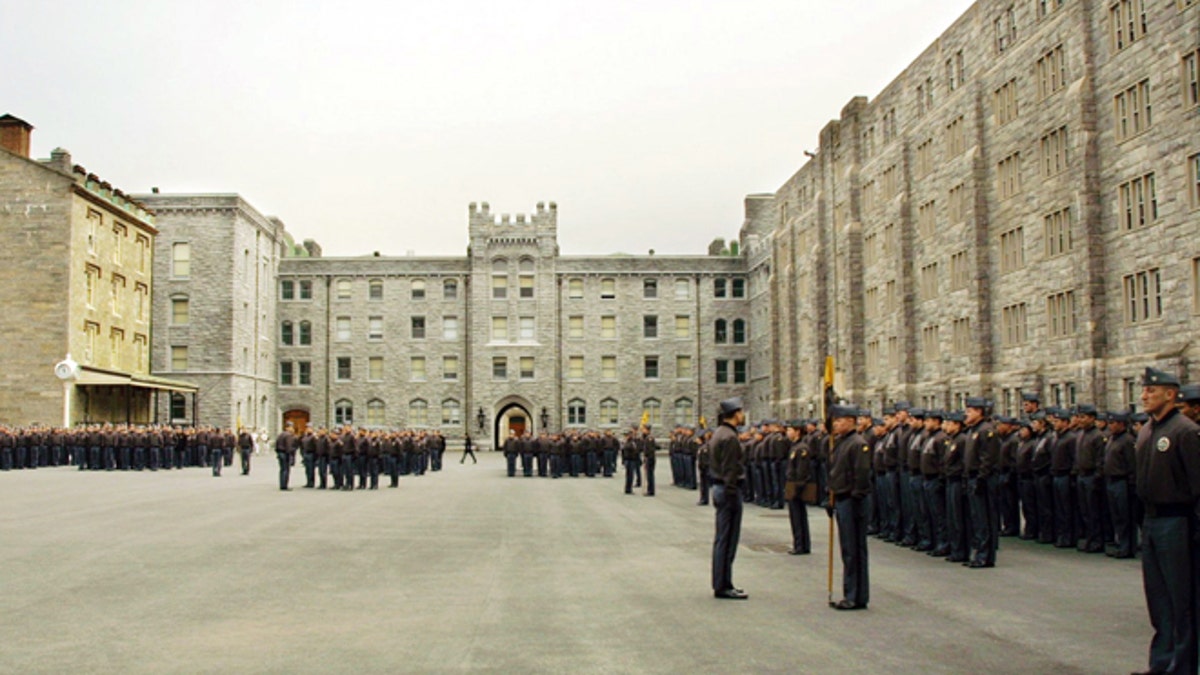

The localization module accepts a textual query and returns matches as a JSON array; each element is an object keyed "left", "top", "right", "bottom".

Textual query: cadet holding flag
[{"left": 827, "top": 403, "right": 873, "bottom": 610}]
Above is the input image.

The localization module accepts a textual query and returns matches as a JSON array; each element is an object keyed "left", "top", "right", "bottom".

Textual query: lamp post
[
  {"left": 476, "top": 406, "right": 486, "bottom": 432},
  {"left": 540, "top": 406, "right": 549, "bottom": 433}
]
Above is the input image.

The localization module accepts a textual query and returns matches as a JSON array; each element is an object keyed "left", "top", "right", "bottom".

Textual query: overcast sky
[{"left": 2, "top": 0, "right": 974, "bottom": 257}]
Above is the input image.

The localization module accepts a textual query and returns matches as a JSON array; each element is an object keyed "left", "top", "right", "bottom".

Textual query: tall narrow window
[{"left": 172, "top": 243, "right": 190, "bottom": 278}]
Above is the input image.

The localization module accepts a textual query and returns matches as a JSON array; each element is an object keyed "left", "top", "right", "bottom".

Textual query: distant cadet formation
[
  {"left": 271, "top": 425, "right": 449, "bottom": 491},
  {"left": 0, "top": 423, "right": 255, "bottom": 474}
]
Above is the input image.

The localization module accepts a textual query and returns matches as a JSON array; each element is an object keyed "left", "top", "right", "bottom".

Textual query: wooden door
[
  {"left": 508, "top": 415, "right": 526, "bottom": 438},
  {"left": 283, "top": 409, "right": 310, "bottom": 435}
]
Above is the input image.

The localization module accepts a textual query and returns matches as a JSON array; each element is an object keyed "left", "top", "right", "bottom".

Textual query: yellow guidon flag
[
  {"left": 698, "top": 416, "right": 707, "bottom": 430},
  {"left": 640, "top": 411, "right": 650, "bottom": 427}
]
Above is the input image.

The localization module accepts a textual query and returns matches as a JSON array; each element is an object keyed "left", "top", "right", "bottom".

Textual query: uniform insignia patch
[
  {"left": 1157, "top": 437, "right": 1171, "bottom": 452},
  {"left": 862, "top": 446, "right": 870, "bottom": 452}
]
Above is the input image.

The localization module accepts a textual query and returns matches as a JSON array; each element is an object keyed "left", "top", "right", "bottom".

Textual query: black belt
[{"left": 1145, "top": 503, "right": 1191, "bottom": 518}]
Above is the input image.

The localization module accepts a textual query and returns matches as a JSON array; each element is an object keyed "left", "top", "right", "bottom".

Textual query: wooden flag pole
[{"left": 823, "top": 356, "right": 836, "bottom": 608}]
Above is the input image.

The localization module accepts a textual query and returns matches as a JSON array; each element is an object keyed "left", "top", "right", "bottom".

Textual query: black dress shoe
[
  {"left": 833, "top": 599, "right": 864, "bottom": 610},
  {"left": 787, "top": 548, "right": 810, "bottom": 555},
  {"left": 714, "top": 589, "right": 748, "bottom": 600},
  {"left": 968, "top": 561, "right": 994, "bottom": 569},
  {"left": 945, "top": 556, "right": 967, "bottom": 563}
]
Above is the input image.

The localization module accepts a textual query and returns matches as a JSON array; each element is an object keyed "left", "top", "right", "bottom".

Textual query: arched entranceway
[
  {"left": 283, "top": 409, "right": 310, "bottom": 435},
  {"left": 492, "top": 397, "right": 534, "bottom": 447}
]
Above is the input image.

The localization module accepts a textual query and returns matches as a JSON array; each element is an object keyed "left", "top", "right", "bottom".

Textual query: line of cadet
[
  {"left": 500, "top": 430, "right": 622, "bottom": 479},
  {"left": 0, "top": 423, "right": 258, "bottom": 474},
  {"left": 271, "top": 425, "right": 448, "bottom": 492}
]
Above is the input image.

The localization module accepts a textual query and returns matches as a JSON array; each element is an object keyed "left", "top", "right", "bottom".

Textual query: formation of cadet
[
  {"left": 500, "top": 429, "right": 624, "bottom": 480},
  {"left": 272, "top": 425, "right": 448, "bottom": 492},
  {"left": 0, "top": 423, "right": 256, "bottom": 473}
]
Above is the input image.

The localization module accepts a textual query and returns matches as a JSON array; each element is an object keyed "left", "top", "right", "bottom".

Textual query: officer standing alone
[
  {"left": 710, "top": 398, "right": 748, "bottom": 600},
  {"left": 827, "top": 404, "right": 873, "bottom": 610}
]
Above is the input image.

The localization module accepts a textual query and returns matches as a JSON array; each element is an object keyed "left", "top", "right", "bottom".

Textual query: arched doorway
[
  {"left": 493, "top": 399, "right": 532, "bottom": 446},
  {"left": 283, "top": 409, "right": 310, "bottom": 435}
]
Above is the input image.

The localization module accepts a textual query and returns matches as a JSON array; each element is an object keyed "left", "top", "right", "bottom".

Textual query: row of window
[
  {"left": 86, "top": 209, "right": 151, "bottom": 274},
  {"left": 566, "top": 397, "right": 695, "bottom": 428},
  {"left": 324, "top": 396, "right": 703, "bottom": 429},
  {"left": 278, "top": 276, "right": 749, "bottom": 303},
  {"left": 83, "top": 264, "right": 150, "bottom": 322},
  {"left": 80, "top": 321, "right": 148, "bottom": 370}
]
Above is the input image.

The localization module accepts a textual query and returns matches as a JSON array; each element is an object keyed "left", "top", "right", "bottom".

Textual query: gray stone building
[
  {"left": 135, "top": 193, "right": 292, "bottom": 434},
  {"left": 275, "top": 201, "right": 750, "bottom": 447},
  {"left": 744, "top": 0, "right": 1200, "bottom": 417}
]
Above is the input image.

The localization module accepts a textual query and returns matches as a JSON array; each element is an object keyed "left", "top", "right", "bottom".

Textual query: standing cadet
[
  {"left": 962, "top": 398, "right": 999, "bottom": 569},
  {"left": 621, "top": 431, "right": 640, "bottom": 494},
  {"left": 1015, "top": 420, "right": 1039, "bottom": 540},
  {"left": 1031, "top": 413, "right": 1056, "bottom": 545},
  {"left": 238, "top": 426, "right": 255, "bottom": 476},
  {"left": 641, "top": 426, "right": 657, "bottom": 496},
  {"left": 1178, "top": 384, "right": 1200, "bottom": 424},
  {"left": 942, "top": 411, "right": 969, "bottom": 563},
  {"left": 996, "top": 416, "right": 1021, "bottom": 537},
  {"left": 1073, "top": 405, "right": 1106, "bottom": 553},
  {"left": 784, "top": 419, "right": 812, "bottom": 555},
  {"left": 827, "top": 404, "right": 872, "bottom": 610},
  {"left": 1048, "top": 408, "right": 1078, "bottom": 548},
  {"left": 710, "top": 398, "right": 748, "bottom": 600},
  {"left": 275, "top": 423, "right": 298, "bottom": 491},
  {"left": 696, "top": 429, "right": 712, "bottom": 506},
  {"left": 1102, "top": 412, "right": 1136, "bottom": 559},
  {"left": 503, "top": 430, "right": 518, "bottom": 477},
  {"left": 1133, "top": 367, "right": 1200, "bottom": 675},
  {"left": 921, "top": 411, "right": 949, "bottom": 557}
]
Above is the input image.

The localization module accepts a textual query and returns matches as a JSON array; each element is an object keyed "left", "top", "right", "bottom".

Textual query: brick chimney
[{"left": 0, "top": 114, "right": 34, "bottom": 158}]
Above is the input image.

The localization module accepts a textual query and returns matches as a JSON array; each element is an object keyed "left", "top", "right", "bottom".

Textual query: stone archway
[{"left": 492, "top": 397, "right": 533, "bottom": 447}]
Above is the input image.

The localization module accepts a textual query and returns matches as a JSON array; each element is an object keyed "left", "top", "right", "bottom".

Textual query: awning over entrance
[{"left": 74, "top": 366, "right": 198, "bottom": 393}]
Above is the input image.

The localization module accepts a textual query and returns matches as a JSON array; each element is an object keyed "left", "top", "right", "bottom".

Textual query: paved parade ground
[{"left": 1, "top": 451, "right": 1149, "bottom": 674}]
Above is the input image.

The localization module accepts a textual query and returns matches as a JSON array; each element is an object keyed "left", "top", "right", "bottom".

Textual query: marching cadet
[
  {"left": 1132, "top": 367, "right": 1200, "bottom": 675},
  {"left": 827, "top": 404, "right": 873, "bottom": 610},
  {"left": 238, "top": 426, "right": 256, "bottom": 476},
  {"left": 962, "top": 397, "right": 999, "bottom": 569},
  {"left": 1072, "top": 404, "right": 1106, "bottom": 553},
  {"left": 1101, "top": 412, "right": 1136, "bottom": 559},
  {"left": 784, "top": 419, "right": 812, "bottom": 555}
]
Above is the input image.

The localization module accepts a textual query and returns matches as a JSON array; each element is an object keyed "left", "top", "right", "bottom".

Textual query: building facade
[
  {"left": 744, "top": 0, "right": 1200, "bottom": 418},
  {"left": 0, "top": 114, "right": 192, "bottom": 427}
]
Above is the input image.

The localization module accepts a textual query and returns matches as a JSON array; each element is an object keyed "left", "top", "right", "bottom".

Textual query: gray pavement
[{"left": 1, "top": 452, "right": 1150, "bottom": 674}]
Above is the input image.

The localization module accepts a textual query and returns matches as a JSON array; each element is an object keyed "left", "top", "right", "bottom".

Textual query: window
[
  {"left": 643, "top": 399, "right": 662, "bottom": 428},
  {"left": 1036, "top": 45, "right": 1067, "bottom": 99},
  {"left": 568, "top": 355, "right": 584, "bottom": 379},
  {"left": 1000, "top": 227, "right": 1026, "bottom": 272},
  {"left": 443, "top": 356, "right": 458, "bottom": 381},
  {"left": 1037, "top": 0, "right": 1064, "bottom": 19},
  {"left": 994, "top": 5, "right": 1016, "bottom": 53},
  {"left": 947, "top": 184, "right": 966, "bottom": 224},
  {"left": 367, "top": 400, "right": 385, "bottom": 427},
  {"left": 600, "top": 278, "right": 616, "bottom": 299},
  {"left": 280, "top": 320, "right": 294, "bottom": 345},
  {"left": 281, "top": 280, "right": 295, "bottom": 300},
  {"left": 492, "top": 275, "right": 508, "bottom": 299},
  {"left": 1118, "top": 173, "right": 1157, "bottom": 230},
  {"left": 674, "top": 278, "right": 690, "bottom": 300},
  {"left": 298, "top": 361, "right": 311, "bottom": 386},
  {"left": 568, "top": 278, "right": 583, "bottom": 299},
  {"left": 917, "top": 201, "right": 936, "bottom": 238},
  {"left": 881, "top": 165, "right": 899, "bottom": 198},
  {"left": 411, "top": 279, "right": 426, "bottom": 300},
  {"left": 172, "top": 243, "right": 190, "bottom": 278},
  {"left": 568, "top": 315, "right": 584, "bottom": 339},
  {"left": 133, "top": 334, "right": 147, "bottom": 370},
  {"left": 1044, "top": 208, "right": 1073, "bottom": 256},
  {"left": 110, "top": 274, "right": 124, "bottom": 316},
  {"left": 676, "top": 355, "right": 692, "bottom": 379},
  {"left": 443, "top": 279, "right": 458, "bottom": 299},
  {"left": 867, "top": 339, "right": 881, "bottom": 370},
  {"left": 994, "top": 78, "right": 1019, "bottom": 125},
  {"left": 644, "top": 356, "right": 659, "bottom": 379},
  {"left": 491, "top": 316, "right": 508, "bottom": 341},
  {"left": 1002, "top": 303, "right": 1029, "bottom": 346},
  {"left": 369, "top": 316, "right": 384, "bottom": 341},
  {"left": 335, "top": 279, "right": 351, "bottom": 300},
  {"left": 952, "top": 318, "right": 971, "bottom": 356},
  {"left": 410, "top": 356, "right": 426, "bottom": 381},
  {"left": 949, "top": 251, "right": 970, "bottom": 291},
  {"left": 84, "top": 265, "right": 98, "bottom": 308},
  {"left": 441, "top": 399, "right": 461, "bottom": 426},
  {"left": 601, "top": 355, "right": 617, "bottom": 380},
  {"left": 519, "top": 275, "right": 534, "bottom": 299},
  {"left": 171, "top": 345, "right": 188, "bottom": 371},
  {"left": 299, "top": 321, "right": 312, "bottom": 346},
  {"left": 674, "top": 398, "right": 694, "bottom": 426},
  {"left": 369, "top": 356, "right": 384, "bottom": 381},
  {"left": 493, "top": 357, "right": 507, "bottom": 380},
  {"left": 920, "top": 263, "right": 939, "bottom": 301},
  {"left": 369, "top": 280, "right": 383, "bottom": 301},
  {"left": 1123, "top": 268, "right": 1162, "bottom": 323},
  {"left": 1040, "top": 126, "right": 1069, "bottom": 176},
  {"left": 408, "top": 400, "right": 428, "bottom": 427},
  {"left": 336, "top": 357, "right": 352, "bottom": 381},
  {"left": 335, "top": 400, "right": 354, "bottom": 426},
  {"left": 714, "top": 278, "right": 727, "bottom": 298},
  {"left": 134, "top": 284, "right": 148, "bottom": 322},
  {"left": 600, "top": 315, "right": 616, "bottom": 338},
  {"left": 1109, "top": 0, "right": 1147, "bottom": 51},
  {"left": 997, "top": 152, "right": 1021, "bottom": 199},
  {"left": 1184, "top": 50, "right": 1200, "bottom": 108},
  {"left": 731, "top": 278, "right": 745, "bottom": 298},
  {"left": 732, "top": 319, "right": 746, "bottom": 344},
  {"left": 280, "top": 361, "right": 294, "bottom": 386},
  {"left": 733, "top": 359, "right": 747, "bottom": 384},
  {"left": 946, "top": 50, "right": 965, "bottom": 91},
  {"left": 716, "top": 359, "right": 729, "bottom": 384},
  {"left": 336, "top": 317, "right": 351, "bottom": 341},
  {"left": 599, "top": 399, "right": 619, "bottom": 426},
  {"left": 172, "top": 297, "right": 190, "bottom": 325},
  {"left": 1114, "top": 79, "right": 1152, "bottom": 141},
  {"left": 1192, "top": 257, "right": 1200, "bottom": 314},
  {"left": 915, "top": 138, "right": 934, "bottom": 178},
  {"left": 715, "top": 319, "right": 728, "bottom": 344},
  {"left": 643, "top": 279, "right": 658, "bottom": 298},
  {"left": 1047, "top": 290, "right": 1078, "bottom": 338},
  {"left": 945, "top": 117, "right": 966, "bottom": 157},
  {"left": 1191, "top": 153, "right": 1200, "bottom": 208},
  {"left": 643, "top": 315, "right": 658, "bottom": 339},
  {"left": 568, "top": 399, "right": 587, "bottom": 426},
  {"left": 519, "top": 316, "right": 535, "bottom": 341},
  {"left": 921, "top": 325, "right": 940, "bottom": 360},
  {"left": 519, "top": 356, "right": 535, "bottom": 380},
  {"left": 299, "top": 280, "right": 312, "bottom": 300},
  {"left": 674, "top": 315, "right": 690, "bottom": 338},
  {"left": 169, "top": 393, "right": 186, "bottom": 422}
]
